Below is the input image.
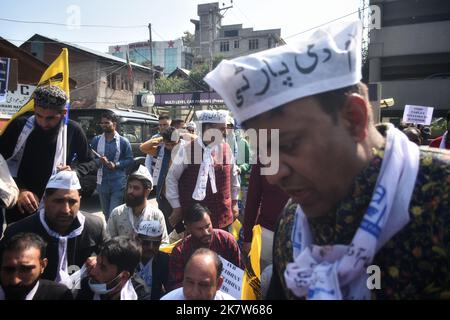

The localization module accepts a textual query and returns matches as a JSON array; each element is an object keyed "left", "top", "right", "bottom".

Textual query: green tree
[
  {"left": 155, "top": 76, "right": 190, "bottom": 93},
  {"left": 182, "top": 31, "right": 195, "bottom": 48}
]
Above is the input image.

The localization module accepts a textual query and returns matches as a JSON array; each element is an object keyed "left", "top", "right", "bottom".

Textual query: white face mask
[{"left": 88, "top": 272, "right": 123, "bottom": 295}]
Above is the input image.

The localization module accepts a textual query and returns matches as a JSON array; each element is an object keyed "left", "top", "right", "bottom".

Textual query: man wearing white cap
[
  {"left": 107, "top": 165, "right": 169, "bottom": 244},
  {"left": 2, "top": 170, "right": 106, "bottom": 289},
  {"left": 205, "top": 20, "right": 450, "bottom": 300},
  {"left": 0, "top": 85, "right": 96, "bottom": 225},
  {"left": 165, "top": 110, "right": 240, "bottom": 231},
  {"left": 135, "top": 220, "right": 169, "bottom": 300}
]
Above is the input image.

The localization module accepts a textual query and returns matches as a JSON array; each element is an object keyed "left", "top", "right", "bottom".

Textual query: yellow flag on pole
[
  {"left": 1, "top": 48, "right": 70, "bottom": 134},
  {"left": 241, "top": 224, "right": 262, "bottom": 300}
]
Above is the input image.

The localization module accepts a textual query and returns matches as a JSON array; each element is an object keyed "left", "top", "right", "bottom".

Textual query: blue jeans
[{"left": 97, "top": 185, "right": 124, "bottom": 221}]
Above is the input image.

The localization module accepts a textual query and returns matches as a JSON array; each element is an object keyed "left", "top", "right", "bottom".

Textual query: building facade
[
  {"left": 109, "top": 38, "right": 193, "bottom": 76},
  {"left": 190, "top": 2, "right": 283, "bottom": 64},
  {"left": 21, "top": 34, "right": 153, "bottom": 110},
  {"left": 368, "top": 0, "right": 450, "bottom": 121}
]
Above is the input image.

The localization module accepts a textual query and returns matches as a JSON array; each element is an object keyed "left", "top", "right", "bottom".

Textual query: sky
[{"left": 0, "top": 0, "right": 362, "bottom": 53}]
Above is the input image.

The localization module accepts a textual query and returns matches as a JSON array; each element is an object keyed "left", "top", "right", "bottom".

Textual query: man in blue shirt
[{"left": 90, "top": 112, "right": 133, "bottom": 220}]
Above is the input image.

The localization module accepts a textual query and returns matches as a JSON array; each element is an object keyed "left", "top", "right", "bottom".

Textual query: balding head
[{"left": 183, "top": 248, "right": 223, "bottom": 300}]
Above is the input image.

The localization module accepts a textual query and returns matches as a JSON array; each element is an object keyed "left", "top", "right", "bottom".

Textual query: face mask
[
  {"left": 3, "top": 279, "right": 39, "bottom": 300},
  {"left": 88, "top": 272, "right": 123, "bottom": 295}
]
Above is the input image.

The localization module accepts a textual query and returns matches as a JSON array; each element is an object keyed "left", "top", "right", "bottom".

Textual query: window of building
[
  {"left": 224, "top": 29, "right": 239, "bottom": 37},
  {"left": 30, "top": 41, "right": 44, "bottom": 61},
  {"left": 382, "top": 0, "right": 450, "bottom": 27},
  {"left": 268, "top": 37, "right": 273, "bottom": 48},
  {"left": 249, "top": 39, "right": 259, "bottom": 50},
  {"left": 234, "top": 40, "right": 239, "bottom": 49},
  {"left": 220, "top": 41, "right": 230, "bottom": 52},
  {"left": 164, "top": 47, "right": 178, "bottom": 75},
  {"left": 107, "top": 73, "right": 117, "bottom": 90}
]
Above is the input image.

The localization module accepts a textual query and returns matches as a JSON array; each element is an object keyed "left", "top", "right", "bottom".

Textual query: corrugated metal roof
[{"left": 25, "top": 34, "right": 152, "bottom": 71}]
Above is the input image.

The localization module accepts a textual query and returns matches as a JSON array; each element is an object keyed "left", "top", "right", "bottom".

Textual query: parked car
[{"left": 69, "top": 107, "right": 159, "bottom": 196}]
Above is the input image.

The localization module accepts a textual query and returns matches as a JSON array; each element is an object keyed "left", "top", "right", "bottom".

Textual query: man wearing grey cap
[
  {"left": 1, "top": 170, "right": 106, "bottom": 289},
  {"left": 0, "top": 85, "right": 95, "bottom": 224},
  {"left": 205, "top": 20, "right": 450, "bottom": 299}
]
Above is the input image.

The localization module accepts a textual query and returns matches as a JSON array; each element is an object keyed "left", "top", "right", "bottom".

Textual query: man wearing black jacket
[
  {"left": 1, "top": 170, "right": 106, "bottom": 288},
  {"left": 0, "top": 85, "right": 96, "bottom": 224},
  {"left": 0, "top": 233, "right": 73, "bottom": 300}
]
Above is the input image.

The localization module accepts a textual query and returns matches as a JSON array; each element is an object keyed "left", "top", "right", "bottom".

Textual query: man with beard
[
  {"left": 76, "top": 236, "right": 151, "bottom": 300},
  {"left": 140, "top": 126, "right": 183, "bottom": 233},
  {"left": 0, "top": 232, "right": 73, "bottom": 300},
  {"left": 205, "top": 20, "right": 450, "bottom": 299},
  {"left": 165, "top": 110, "right": 240, "bottom": 231},
  {"left": 90, "top": 111, "right": 133, "bottom": 220},
  {"left": 107, "top": 165, "right": 169, "bottom": 244},
  {"left": 0, "top": 85, "right": 95, "bottom": 224},
  {"left": 166, "top": 203, "right": 243, "bottom": 291},
  {"left": 1, "top": 170, "right": 106, "bottom": 289}
]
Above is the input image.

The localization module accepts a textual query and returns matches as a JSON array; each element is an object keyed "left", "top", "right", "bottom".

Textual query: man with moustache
[
  {"left": 107, "top": 165, "right": 169, "bottom": 244},
  {"left": 205, "top": 20, "right": 450, "bottom": 299},
  {"left": 0, "top": 233, "right": 73, "bottom": 300},
  {"left": 0, "top": 85, "right": 95, "bottom": 224},
  {"left": 166, "top": 203, "right": 243, "bottom": 291},
  {"left": 90, "top": 111, "right": 133, "bottom": 220},
  {"left": 1, "top": 170, "right": 106, "bottom": 289}
]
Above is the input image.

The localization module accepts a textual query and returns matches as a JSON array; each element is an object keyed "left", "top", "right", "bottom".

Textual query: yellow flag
[
  {"left": 159, "top": 239, "right": 182, "bottom": 254},
  {"left": 1, "top": 48, "right": 70, "bottom": 134},
  {"left": 241, "top": 224, "right": 262, "bottom": 300},
  {"left": 231, "top": 218, "right": 242, "bottom": 241}
]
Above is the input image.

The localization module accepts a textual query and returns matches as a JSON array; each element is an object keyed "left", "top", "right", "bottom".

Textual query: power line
[
  {"left": 283, "top": 7, "right": 366, "bottom": 41},
  {"left": 4, "top": 38, "right": 146, "bottom": 44},
  {"left": 233, "top": 1, "right": 255, "bottom": 27},
  {"left": 0, "top": 17, "right": 147, "bottom": 29},
  {"left": 151, "top": 27, "right": 167, "bottom": 41},
  {"left": 71, "top": 64, "right": 127, "bottom": 93}
]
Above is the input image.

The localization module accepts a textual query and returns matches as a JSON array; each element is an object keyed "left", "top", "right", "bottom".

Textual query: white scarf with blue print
[{"left": 284, "top": 126, "right": 420, "bottom": 299}]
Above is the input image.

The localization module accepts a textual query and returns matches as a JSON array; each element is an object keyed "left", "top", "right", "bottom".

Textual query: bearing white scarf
[
  {"left": 439, "top": 131, "right": 448, "bottom": 149},
  {"left": 7, "top": 115, "right": 65, "bottom": 178},
  {"left": 39, "top": 208, "right": 85, "bottom": 289},
  {"left": 192, "top": 139, "right": 218, "bottom": 201},
  {"left": 284, "top": 126, "right": 420, "bottom": 299},
  {"left": 96, "top": 131, "right": 121, "bottom": 185},
  {"left": 152, "top": 144, "right": 165, "bottom": 186}
]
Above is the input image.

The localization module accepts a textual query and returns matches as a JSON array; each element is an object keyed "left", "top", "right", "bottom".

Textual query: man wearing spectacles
[{"left": 134, "top": 220, "right": 169, "bottom": 300}]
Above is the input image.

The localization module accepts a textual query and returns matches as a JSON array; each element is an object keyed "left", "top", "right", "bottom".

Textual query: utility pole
[
  {"left": 208, "top": 9, "right": 213, "bottom": 72},
  {"left": 208, "top": 3, "right": 233, "bottom": 72},
  {"left": 148, "top": 23, "right": 154, "bottom": 92}
]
